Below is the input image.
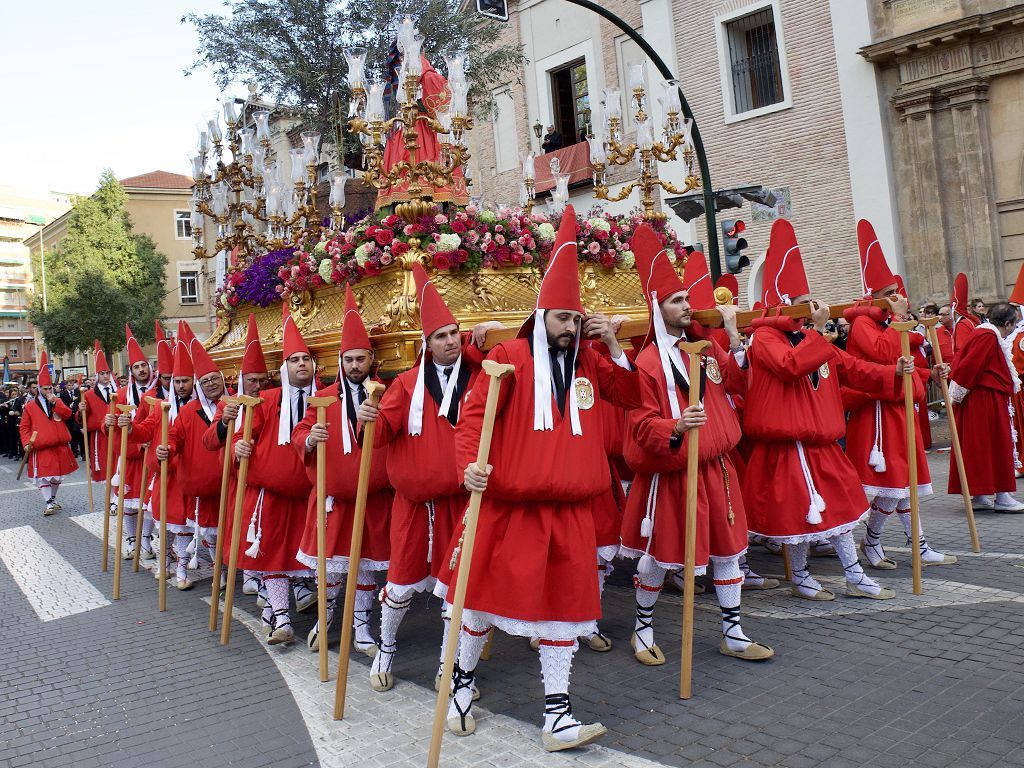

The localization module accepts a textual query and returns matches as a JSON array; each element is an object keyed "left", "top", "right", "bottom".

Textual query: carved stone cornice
[
  {"left": 940, "top": 76, "right": 990, "bottom": 107},
  {"left": 861, "top": 6, "right": 1024, "bottom": 65},
  {"left": 892, "top": 87, "right": 942, "bottom": 118}
]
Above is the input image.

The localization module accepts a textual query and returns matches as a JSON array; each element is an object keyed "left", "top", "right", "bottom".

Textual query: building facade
[
  {"left": 0, "top": 186, "right": 71, "bottom": 378},
  {"left": 469, "top": 0, "right": 899, "bottom": 304},
  {"left": 861, "top": 0, "right": 1024, "bottom": 304}
]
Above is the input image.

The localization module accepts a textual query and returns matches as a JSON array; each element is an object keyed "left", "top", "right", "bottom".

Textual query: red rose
[
  {"left": 452, "top": 220, "right": 467, "bottom": 233},
  {"left": 374, "top": 229, "right": 394, "bottom": 246},
  {"left": 434, "top": 253, "right": 452, "bottom": 270},
  {"left": 364, "top": 261, "right": 382, "bottom": 276},
  {"left": 600, "top": 253, "right": 615, "bottom": 268},
  {"left": 392, "top": 241, "right": 410, "bottom": 257}
]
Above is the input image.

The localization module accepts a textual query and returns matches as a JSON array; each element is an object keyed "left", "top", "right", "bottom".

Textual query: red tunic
[
  {"left": 169, "top": 400, "right": 225, "bottom": 533},
  {"left": 844, "top": 307, "right": 931, "bottom": 500},
  {"left": 79, "top": 387, "right": 115, "bottom": 482},
  {"left": 435, "top": 340, "right": 640, "bottom": 638},
  {"left": 204, "top": 400, "right": 239, "bottom": 540},
  {"left": 20, "top": 398, "right": 77, "bottom": 479},
  {"left": 226, "top": 387, "right": 312, "bottom": 574},
  {"left": 934, "top": 325, "right": 954, "bottom": 364},
  {"left": 620, "top": 336, "right": 748, "bottom": 571},
  {"left": 372, "top": 348, "right": 481, "bottom": 590},
  {"left": 129, "top": 394, "right": 187, "bottom": 530},
  {"left": 109, "top": 384, "right": 154, "bottom": 504},
  {"left": 953, "top": 318, "right": 976, "bottom": 360},
  {"left": 291, "top": 381, "right": 393, "bottom": 574},
  {"left": 949, "top": 325, "right": 1019, "bottom": 495},
  {"left": 742, "top": 317, "right": 899, "bottom": 542}
]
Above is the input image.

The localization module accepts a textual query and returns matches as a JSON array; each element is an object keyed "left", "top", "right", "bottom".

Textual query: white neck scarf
[
  {"left": 408, "top": 349, "right": 463, "bottom": 436},
  {"left": 531, "top": 309, "right": 582, "bottom": 435},
  {"left": 976, "top": 322, "right": 1021, "bottom": 393},
  {"left": 277, "top": 364, "right": 317, "bottom": 445}
]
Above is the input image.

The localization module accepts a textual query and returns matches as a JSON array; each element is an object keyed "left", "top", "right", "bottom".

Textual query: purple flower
[{"left": 234, "top": 248, "right": 292, "bottom": 307}]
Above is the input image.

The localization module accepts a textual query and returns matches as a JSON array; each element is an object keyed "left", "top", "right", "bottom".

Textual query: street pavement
[{"left": 2, "top": 422, "right": 1024, "bottom": 768}]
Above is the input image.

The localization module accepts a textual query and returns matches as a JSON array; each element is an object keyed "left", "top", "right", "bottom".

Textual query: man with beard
[
  {"left": 231, "top": 304, "right": 316, "bottom": 645},
  {"left": 80, "top": 342, "right": 116, "bottom": 508},
  {"left": 435, "top": 206, "right": 640, "bottom": 751},
  {"left": 294, "top": 285, "right": 391, "bottom": 658}
]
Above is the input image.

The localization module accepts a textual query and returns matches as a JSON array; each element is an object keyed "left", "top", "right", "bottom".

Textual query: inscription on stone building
[{"left": 890, "top": 0, "right": 961, "bottom": 36}]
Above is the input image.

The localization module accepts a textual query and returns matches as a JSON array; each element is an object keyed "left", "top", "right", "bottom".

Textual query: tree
[
  {"left": 30, "top": 171, "right": 169, "bottom": 356},
  {"left": 183, "top": 0, "right": 524, "bottom": 146}
]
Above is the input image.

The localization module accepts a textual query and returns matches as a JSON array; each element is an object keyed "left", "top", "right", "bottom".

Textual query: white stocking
[
  {"left": 789, "top": 541, "right": 824, "bottom": 597},
  {"left": 830, "top": 532, "right": 881, "bottom": 594},
  {"left": 172, "top": 533, "right": 190, "bottom": 581},
  {"left": 353, "top": 569, "right": 378, "bottom": 648},
  {"left": 897, "top": 508, "right": 946, "bottom": 563},
  {"left": 633, "top": 559, "right": 666, "bottom": 649},
  {"left": 712, "top": 556, "right": 751, "bottom": 652},
  {"left": 540, "top": 641, "right": 581, "bottom": 740},
  {"left": 263, "top": 574, "right": 291, "bottom": 631},
  {"left": 446, "top": 623, "right": 490, "bottom": 729},
  {"left": 373, "top": 586, "right": 412, "bottom": 677}
]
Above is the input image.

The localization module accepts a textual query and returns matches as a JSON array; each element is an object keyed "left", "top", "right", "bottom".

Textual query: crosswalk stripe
[{"left": 0, "top": 526, "right": 110, "bottom": 621}]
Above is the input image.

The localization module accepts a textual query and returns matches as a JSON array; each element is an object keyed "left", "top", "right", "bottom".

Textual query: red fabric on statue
[
  {"left": 742, "top": 317, "right": 898, "bottom": 542},
  {"left": 291, "top": 381, "right": 392, "bottom": 571},
  {"left": 375, "top": 58, "right": 469, "bottom": 209},
  {"left": 948, "top": 326, "right": 1019, "bottom": 495},
  {"left": 20, "top": 398, "right": 78, "bottom": 478},
  {"left": 434, "top": 339, "right": 640, "bottom": 635},
  {"left": 843, "top": 306, "right": 932, "bottom": 499}
]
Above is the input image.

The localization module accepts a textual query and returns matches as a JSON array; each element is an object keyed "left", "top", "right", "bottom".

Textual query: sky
[{"left": 1, "top": 0, "right": 241, "bottom": 196}]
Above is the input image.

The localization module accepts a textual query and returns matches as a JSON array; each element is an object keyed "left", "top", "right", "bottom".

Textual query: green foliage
[
  {"left": 182, "top": 0, "right": 524, "bottom": 145},
  {"left": 29, "top": 171, "right": 169, "bottom": 356}
]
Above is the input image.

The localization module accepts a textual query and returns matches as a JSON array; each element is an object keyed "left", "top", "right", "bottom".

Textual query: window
[
  {"left": 175, "top": 210, "right": 192, "bottom": 240},
  {"left": 179, "top": 270, "right": 200, "bottom": 304},
  {"left": 9, "top": 346, "right": 18, "bottom": 359},
  {"left": 722, "top": 5, "right": 786, "bottom": 117},
  {"left": 550, "top": 59, "right": 589, "bottom": 147}
]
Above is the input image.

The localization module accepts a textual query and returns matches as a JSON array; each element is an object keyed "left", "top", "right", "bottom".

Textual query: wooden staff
[
  {"left": 308, "top": 394, "right": 334, "bottom": 682},
  {"left": 15, "top": 431, "right": 37, "bottom": 481},
  {"left": 220, "top": 394, "right": 262, "bottom": 645},
  {"left": 480, "top": 299, "right": 891, "bottom": 350},
  {"left": 132, "top": 443, "right": 151, "bottom": 574},
  {"left": 80, "top": 393, "right": 94, "bottom": 517},
  {"left": 427, "top": 359, "right": 515, "bottom": 768},
  {"left": 209, "top": 397, "right": 239, "bottom": 631},
  {"left": 679, "top": 340, "right": 710, "bottom": 700},
  {"left": 112, "top": 404, "right": 133, "bottom": 600},
  {"left": 925, "top": 320, "right": 980, "bottom": 553},
  {"left": 144, "top": 399, "right": 172, "bottom": 612},
  {"left": 101, "top": 399, "right": 116, "bottom": 572},
  {"left": 333, "top": 381, "right": 385, "bottom": 719},
  {"left": 893, "top": 321, "right": 923, "bottom": 595}
]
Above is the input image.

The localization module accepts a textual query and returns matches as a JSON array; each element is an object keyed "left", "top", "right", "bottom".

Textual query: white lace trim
[
  {"left": 597, "top": 544, "right": 620, "bottom": 562},
  {"left": 862, "top": 483, "right": 933, "bottom": 500},
  {"left": 747, "top": 511, "right": 867, "bottom": 545},
  {"left": 165, "top": 523, "right": 192, "bottom": 534},
  {"left": 431, "top": 583, "right": 598, "bottom": 640},
  {"left": 618, "top": 545, "right": 708, "bottom": 576},
  {"left": 253, "top": 568, "right": 311, "bottom": 578},
  {"left": 949, "top": 381, "right": 969, "bottom": 404},
  {"left": 295, "top": 549, "right": 389, "bottom": 574},
  {"left": 384, "top": 576, "right": 436, "bottom": 597}
]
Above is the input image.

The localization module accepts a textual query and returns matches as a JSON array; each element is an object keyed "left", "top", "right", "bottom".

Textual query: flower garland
[{"left": 216, "top": 205, "right": 688, "bottom": 310}]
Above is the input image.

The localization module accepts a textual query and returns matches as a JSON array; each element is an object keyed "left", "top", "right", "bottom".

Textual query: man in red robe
[
  {"left": 950, "top": 272, "right": 979, "bottom": 360},
  {"left": 20, "top": 352, "right": 77, "bottom": 516},
  {"left": 619, "top": 224, "right": 773, "bottom": 670},
  {"left": 743, "top": 220, "right": 904, "bottom": 601},
  {"left": 293, "top": 285, "right": 391, "bottom": 659},
  {"left": 204, "top": 314, "right": 270, "bottom": 598},
  {"left": 949, "top": 302, "right": 1024, "bottom": 512},
  {"left": 232, "top": 304, "right": 316, "bottom": 645},
  {"left": 353, "top": 264, "right": 492, "bottom": 692},
  {"left": 152, "top": 329, "right": 236, "bottom": 587},
  {"left": 133, "top": 336, "right": 195, "bottom": 588},
  {"left": 105, "top": 325, "right": 158, "bottom": 560},
  {"left": 436, "top": 206, "right": 639, "bottom": 751},
  {"left": 847, "top": 220, "right": 955, "bottom": 568},
  {"left": 79, "top": 341, "right": 115, "bottom": 503}
]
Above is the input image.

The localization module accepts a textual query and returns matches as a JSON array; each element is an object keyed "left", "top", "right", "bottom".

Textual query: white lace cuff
[{"left": 949, "top": 381, "right": 969, "bottom": 404}]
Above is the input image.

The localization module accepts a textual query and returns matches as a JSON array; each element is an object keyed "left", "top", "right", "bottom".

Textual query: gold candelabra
[
  {"left": 344, "top": 18, "right": 473, "bottom": 224},
  {"left": 189, "top": 102, "right": 339, "bottom": 260},
  {"left": 589, "top": 69, "right": 700, "bottom": 220}
]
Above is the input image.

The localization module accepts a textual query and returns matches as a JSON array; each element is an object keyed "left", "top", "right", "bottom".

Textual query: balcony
[{"left": 535, "top": 142, "right": 592, "bottom": 194}]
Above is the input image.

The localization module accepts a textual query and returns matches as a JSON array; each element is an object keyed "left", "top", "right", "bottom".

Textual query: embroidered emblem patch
[
  {"left": 574, "top": 377, "right": 595, "bottom": 410},
  {"left": 705, "top": 357, "right": 723, "bottom": 384},
  {"left": 819, "top": 362, "right": 831, "bottom": 379}
]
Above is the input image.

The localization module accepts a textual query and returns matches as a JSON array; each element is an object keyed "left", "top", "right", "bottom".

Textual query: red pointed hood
[
  {"left": 857, "top": 219, "right": 897, "bottom": 296},
  {"left": 633, "top": 222, "right": 684, "bottom": 305},
  {"left": 38, "top": 350, "right": 52, "bottom": 387},
  {"left": 171, "top": 339, "right": 194, "bottom": 378},
  {"left": 1011, "top": 263, "right": 1024, "bottom": 306},
  {"left": 240, "top": 313, "right": 267, "bottom": 374},
  {"left": 188, "top": 335, "right": 220, "bottom": 380},
  {"left": 125, "top": 324, "right": 147, "bottom": 367},
  {"left": 762, "top": 219, "right": 810, "bottom": 307},
  {"left": 537, "top": 205, "right": 583, "bottom": 313},
  {"left": 340, "top": 284, "right": 372, "bottom": 353},
  {"left": 282, "top": 301, "right": 311, "bottom": 359},
  {"left": 950, "top": 272, "right": 977, "bottom": 325},
  {"left": 93, "top": 340, "right": 110, "bottom": 374},
  {"left": 894, "top": 274, "right": 908, "bottom": 299},
  {"left": 413, "top": 262, "right": 458, "bottom": 339},
  {"left": 681, "top": 249, "right": 714, "bottom": 311},
  {"left": 155, "top": 321, "right": 173, "bottom": 374}
]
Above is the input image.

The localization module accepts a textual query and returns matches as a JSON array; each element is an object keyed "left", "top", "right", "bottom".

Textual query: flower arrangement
[{"left": 217, "top": 205, "right": 688, "bottom": 310}]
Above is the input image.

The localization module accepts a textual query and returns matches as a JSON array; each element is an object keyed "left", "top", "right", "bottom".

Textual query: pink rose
[
  {"left": 588, "top": 242, "right": 601, "bottom": 255},
  {"left": 380, "top": 252, "right": 394, "bottom": 266}
]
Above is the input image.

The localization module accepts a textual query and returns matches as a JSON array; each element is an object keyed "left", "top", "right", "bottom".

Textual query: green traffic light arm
[{"left": 562, "top": 0, "right": 721, "bottom": 280}]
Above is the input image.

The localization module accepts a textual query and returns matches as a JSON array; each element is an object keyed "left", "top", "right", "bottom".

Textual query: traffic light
[
  {"left": 476, "top": 0, "right": 509, "bottom": 21},
  {"left": 721, "top": 219, "right": 749, "bottom": 274}
]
